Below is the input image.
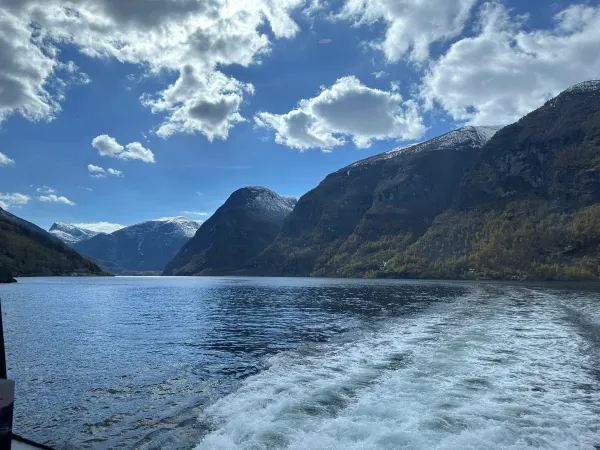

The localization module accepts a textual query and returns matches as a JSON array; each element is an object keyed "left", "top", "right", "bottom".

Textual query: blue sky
[{"left": 0, "top": 0, "right": 598, "bottom": 231}]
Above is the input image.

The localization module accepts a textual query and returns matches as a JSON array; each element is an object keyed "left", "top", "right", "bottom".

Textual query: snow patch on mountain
[
  {"left": 563, "top": 80, "right": 600, "bottom": 95},
  {"left": 49, "top": 222, "right": 101, "bottom": 245},
  {"left": 346, "top": 126, "right": 502, "bottom": 170}
]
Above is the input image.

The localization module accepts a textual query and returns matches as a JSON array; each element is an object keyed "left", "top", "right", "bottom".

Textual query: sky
[{"left": 0, "top": 0, "right": 599, "bottom": 231}]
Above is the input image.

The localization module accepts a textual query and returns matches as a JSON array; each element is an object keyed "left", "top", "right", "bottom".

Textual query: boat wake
[{"left": 195, "top": 286, "right": 600, "bottom": 449}]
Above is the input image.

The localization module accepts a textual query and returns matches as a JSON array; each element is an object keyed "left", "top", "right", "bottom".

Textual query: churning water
[{"left": 1, "top": 277, "right": 599, "bottom": 449}]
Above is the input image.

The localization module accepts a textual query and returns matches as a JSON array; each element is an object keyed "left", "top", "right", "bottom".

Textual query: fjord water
[{"left": 1, "top": 278, "right": 599, "bottom": 449}]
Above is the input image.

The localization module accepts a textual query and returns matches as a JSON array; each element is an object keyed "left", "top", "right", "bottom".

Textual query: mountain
[
  {"left": 0, "top": 207, "right": 106, "bottom": 277},
  {"left": 164, "top": 187, "right": 296, "bottom": 275},
  {"left": 49, "top": 222, "right": 101, "bottom": 245},
  {"left": 254, "top": 126, "right": 501, "bottom": 276},
  {"left": 254, "top": 80, "right": 600, "bottom": 281},
  {"left": 396, "top": 80, "right": 600, "bottom": 280},
  {"left": 74, "top": 217, "right": 202, "bottom": 274}
]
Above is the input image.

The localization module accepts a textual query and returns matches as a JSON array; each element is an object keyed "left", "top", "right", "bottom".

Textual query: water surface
[{"left": 1, "top": 277, "right": 599, "bottom": 449}]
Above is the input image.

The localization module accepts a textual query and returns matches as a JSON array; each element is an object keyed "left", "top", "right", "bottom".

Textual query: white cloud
[
  {"left": 422, "top": 3, "right": 600, "bottom": 125},
  {"left": 255, "top": 76, "right": 425, "bottom": 150},
  {"left": 142, "top": 66, "right": 253, "bottom": 140},
  {"left": 0, "top": 152, "right": 14, "bottom": 166},
  {"left": 107, "top": 168, "right": 122, "bottom": 177},
  {"left": 339, "top": 0, "right": 477, "bottom": 62},
  {"left": 87, "top": 164, "right": 106, "bottom": 177},
  {"left": 0, "top": 192, "right": 30, "bottom": 210},
  {"left": 72, "top": 222, "right": 124, "bottom": 233},
  {"left": 182, "top": 210, "right": 211, "bottom": 217},
  {"left": 38, "top": 194, "right": 75, "bottom": 206},
  {"left": 36, "top": 185, "right": 56, "bottom": 194},
  {"left": 92, "top": 135, "right": 155, "bottom": 163},
  {"left": 0, "top": 1, "right": 305, "bottom": 140},
  {"left": 88, "top": 163, "right": 123, "bottom": 177}
]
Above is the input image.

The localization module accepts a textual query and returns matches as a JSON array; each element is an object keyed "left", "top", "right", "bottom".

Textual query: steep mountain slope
[
  {"left": 386, "top": 80, "right": 600, "bottom": 280},
  {"left": 0, "top": 208, "right": 106, "bottom": 277},
  {"left": 164, "top": 187, "right": 296, "bottom": 275},
  {"left": 49, "top": 222, "right": 101, "bottom": 245},
  {"left": 255, "top": 126, "right": 501, "bottom": 276},
  {"left": 74, "top": 217, "right": 201, "bottom": 274}
]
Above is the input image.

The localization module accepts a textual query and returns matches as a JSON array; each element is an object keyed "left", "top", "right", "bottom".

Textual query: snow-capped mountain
[
  {"left": 346, "top": 125, "right": 502, "bottom": 170},
  {"left": 73, "top": 217, "right": 202, "bottom": 273},
  {"left": 49, "top": 222, "right": 102, "bottom": 245}
]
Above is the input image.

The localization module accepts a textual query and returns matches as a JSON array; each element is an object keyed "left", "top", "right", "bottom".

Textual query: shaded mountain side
[
  {"left": 0, "top": 208, "right": 107, "bottom": 277},
  {"left": 74, "top": 217, "right": 201, "bottom": 274},
  {"left": 254, "top": 126, "right": 501, "bottom": 276},
  {"left": 373, "top": 81, "right": 600, "bottom": 280},
  {"left": 164, "top": 187, "right": 296, "bottom": 275}
]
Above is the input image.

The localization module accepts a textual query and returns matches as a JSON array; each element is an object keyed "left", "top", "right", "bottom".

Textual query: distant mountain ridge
[
  {"left": 74, "top": 216, "right": 202, "bottom": 274},
  {"left": 49, "top": 222, "right": 101, "bottom": 245},
  {"left": 0, "top": 207, "right": 106, "bottom": 278},
  {"left": 164, "top": 187, "right": 296, "bottom": 275}
]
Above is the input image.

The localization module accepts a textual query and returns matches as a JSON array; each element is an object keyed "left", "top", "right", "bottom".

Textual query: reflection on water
[{"left": 1, "top": 277, "right": 599, "bottom": 449}]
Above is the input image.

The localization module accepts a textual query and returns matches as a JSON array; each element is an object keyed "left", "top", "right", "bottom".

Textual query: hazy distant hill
[
  {"left": 164, "top": 187, "right": 296, "bottom": 275},
  {"left": 0, "top": 207, "right": 106, "bottom": 278},
  {"left": 74, "top": 217, "right": 201, "bottom": 274},
  {"left": 250, "top": 80, "right": 600, "bottom": 281},
  {"left": 49, "top": 222, "right": 102, "bottom": 245}
]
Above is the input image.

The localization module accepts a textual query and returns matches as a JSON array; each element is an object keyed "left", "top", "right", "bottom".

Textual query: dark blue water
[{"left": 1, "top": 277, "right": 599, "bottom": 449}]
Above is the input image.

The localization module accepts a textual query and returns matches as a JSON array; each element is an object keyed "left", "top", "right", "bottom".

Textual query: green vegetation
[{"left": 0, "top": 209, "right": 107, "bottom": 277}]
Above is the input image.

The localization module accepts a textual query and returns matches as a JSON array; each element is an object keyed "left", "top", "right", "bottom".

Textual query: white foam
[{"left": 195, "top": 286, "right": 600, "bottom": 449}]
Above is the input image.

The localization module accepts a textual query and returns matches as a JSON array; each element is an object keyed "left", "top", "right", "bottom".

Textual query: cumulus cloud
[
  {"left": 38, "top": 194, "right": 75, "bottom": 206},
  {"left": 92, "top": 135, "right": 155, "bottom": 163},
  {"left": 87, "top": 164, "right": 123, "bottom": 178},
  {"left": 0, "top": 192, "right": 30, "bottom": 210},
  {"left": 142, "top": 67, "right": 252, "bottom": 140},
  {"left": 339, "top": 0, "right": 477, "bottom": 62},
  {"left": 72, "top": 222, "right": 124, "bottom": 233},
  {"left": 255, "top": 76, "right": 425, "bottom": 150},
  {"left": 422, "top": 3, "right": 600, "bottom": 125},
  {"left": 0, "top": 152, "right": 14, "bottom": 166},
  {"left": 0, "top": 0, "right": 305, "bottom": 140}
]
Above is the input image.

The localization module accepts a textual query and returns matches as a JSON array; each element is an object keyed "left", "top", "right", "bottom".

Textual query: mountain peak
[
  {"left": 562, "top": 80, "right": 600, "bottom": 95},
  {"left": 346, "top": 125, "right": 502, "bottom": 171},
  {"left": 227, "top": 186, "right": 297, "bottom": 215},
  {"left": 48, "top": 222, "right": 100, "bottom": 245}
]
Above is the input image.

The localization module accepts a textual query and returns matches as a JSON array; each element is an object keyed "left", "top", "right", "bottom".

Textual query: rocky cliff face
[
  {"left": 74, "top": 217, "right": 201, "bottom": 274},
  {"left": 0, "top": 208, "right": 106, "bottom": 277},
  {"left": 254, "top": 126, "right": 500, "bottom": 276},
  {"left": 164, "top": 187, "right": 296, "bottom": 275}
]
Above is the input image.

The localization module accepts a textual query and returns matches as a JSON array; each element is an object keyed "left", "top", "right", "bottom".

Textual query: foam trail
[{"left": 195, "top": 286, "right": 600, "bottom": 450}]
